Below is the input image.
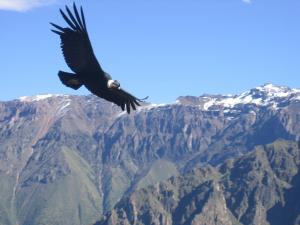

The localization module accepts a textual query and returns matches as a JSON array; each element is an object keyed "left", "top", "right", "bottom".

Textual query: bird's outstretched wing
[
  {"left": 51, "top": 3, "right": 102, "bottom": 74},
  {"left": 108, "top": 88, "right": 146, "bottom": 114}
]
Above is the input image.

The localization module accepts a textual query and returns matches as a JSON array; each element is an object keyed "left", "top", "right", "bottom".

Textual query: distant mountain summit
[
  {"left": 16, "top": 83, "right": 300, "bottom": 115},
  {"left": 178, "top": 83, "right": 300, "bottom": 111},
  {"left": 0, "top": 84, "right": 299, "bottom": 225}
]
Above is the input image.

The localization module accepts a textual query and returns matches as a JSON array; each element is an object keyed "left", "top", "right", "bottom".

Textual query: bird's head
[{"left": 107, "top": 79, "right": 120, "bottom": 89}]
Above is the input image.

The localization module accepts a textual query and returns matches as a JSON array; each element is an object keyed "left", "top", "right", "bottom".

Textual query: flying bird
[{"left": 51, "top": 3, "right": 146, "bottom": 114}]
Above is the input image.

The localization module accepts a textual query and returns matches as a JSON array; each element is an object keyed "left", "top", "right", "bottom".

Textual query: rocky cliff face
[
  {"left": 98, "top": 140, "right": 300, "bottom": 225},
  {"left": 0, "top": 84, "right": 299, "bottom": 225}
]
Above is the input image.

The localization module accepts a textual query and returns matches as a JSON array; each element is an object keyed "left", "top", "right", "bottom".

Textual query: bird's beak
[{"left": 113, "top": 80, "right": 120, "bottom": 89}]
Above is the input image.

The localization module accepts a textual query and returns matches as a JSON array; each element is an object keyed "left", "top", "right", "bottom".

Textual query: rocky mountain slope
[
  {"left": 0, "top": 83, "right": 299, "bottom": 225},
  {"left": 97, "top": 140, "right": 300, "bottom": 225}
]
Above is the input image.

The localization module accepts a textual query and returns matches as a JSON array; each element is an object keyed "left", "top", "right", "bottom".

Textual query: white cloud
[
  {"left": 242, "top": 0, "right": 252, "bottom": 4},
  {"left": 0, "top": 0, "right": 58, "bottom": 12}
]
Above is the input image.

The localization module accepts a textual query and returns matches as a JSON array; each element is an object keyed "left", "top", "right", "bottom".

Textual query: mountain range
[{"left": 0, "top": 83, "right": 300, "bottom": 225}]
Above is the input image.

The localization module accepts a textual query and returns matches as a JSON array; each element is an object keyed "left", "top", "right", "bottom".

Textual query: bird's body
[{"left": 51, "top": 3, "right": 146, "bottom": 113}]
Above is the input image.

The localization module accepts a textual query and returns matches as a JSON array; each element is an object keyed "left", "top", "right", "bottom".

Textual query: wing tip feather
[
  {"left": 51, "top": 29, "right": 62, "bottom": 35},
  {"left": 50, "top": 22, "right": 65, "bottom": 35}
]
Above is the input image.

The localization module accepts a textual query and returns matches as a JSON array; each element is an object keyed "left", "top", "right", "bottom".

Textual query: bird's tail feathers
[{"left": 58, "top": 71, "right": 83, "bottom": 90}]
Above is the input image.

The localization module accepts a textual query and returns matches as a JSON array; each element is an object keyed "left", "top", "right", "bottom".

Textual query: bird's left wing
[{"left": 51, "top": 3, "right": 103, "bottom": 74}]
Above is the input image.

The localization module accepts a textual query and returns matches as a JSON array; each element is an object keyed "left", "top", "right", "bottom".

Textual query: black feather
[
  {"left": 65, "top": 5, "right": 81, "bottom": 30},
  {"left": 126, "top": 101, "right": 130, "bottom": 114},
  {"left": 60, "top": 9, "right": 77, "bottom": 30},
  {"left": 73, "top": 3, "right": 85, "bottom": 31},
  {"left": 51, "top": 29, "right": 63, "bottom": 35},
  {"left": 130, "top": 100, "right": 136, "bottom": 110},
  {"left": 50, "top": 22, "right": 65, "bottom": 32},
  {"left": 121, "top": 103, "right": 125, "bottom": 111},
  {"left": 80, "top": 6, "right": 87, "bottom": 30}
]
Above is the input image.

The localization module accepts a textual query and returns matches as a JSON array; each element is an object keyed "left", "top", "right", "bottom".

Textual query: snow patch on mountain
[
  {"left": 18, "top": 94, "right": 73, "bottom": 116},
  {"left": 57, "top": 100, "right": 72, "bottom": 116},
  {"left": 141, "top": 103, "right": 169, "bottom": 111},
  {"left": 199, "top": 84, "right": 300, "bottom": 111},
  {"left": 16, "top": 84, "right": 300, "bottom": 115},
  {"left": 19, "top": 94, "right": 68, "bottom": 102}
]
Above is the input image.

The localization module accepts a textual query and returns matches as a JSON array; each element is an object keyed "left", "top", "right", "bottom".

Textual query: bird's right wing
[
  {"left": 109, "top": 88, "right": 147, "bottom": 114},
  {"left": 51, "top": 3, "right": 103, "bottom": 74}
]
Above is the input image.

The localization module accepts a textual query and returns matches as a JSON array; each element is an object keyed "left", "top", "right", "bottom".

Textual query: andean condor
[{"left": 51, "top": 3, "right": 146, "bottom": 114}]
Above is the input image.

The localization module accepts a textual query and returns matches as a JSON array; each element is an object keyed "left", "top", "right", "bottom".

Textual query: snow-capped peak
[
  {"left": 18, "top": 94, "right": 73, "bottom": 117},
  {"left": 178, "top": 84, "right": 300, "bottom": 111},
  {"left": 19, "top": 94, "right": 69, "bottom": 102},
  {"left": 254, "top": 83, "right": 295, "bottom": 98}
]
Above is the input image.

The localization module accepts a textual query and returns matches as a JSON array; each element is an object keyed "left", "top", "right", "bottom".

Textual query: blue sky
[{"left": 0, "top": 0, "right": 300, "bottom": 103}]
